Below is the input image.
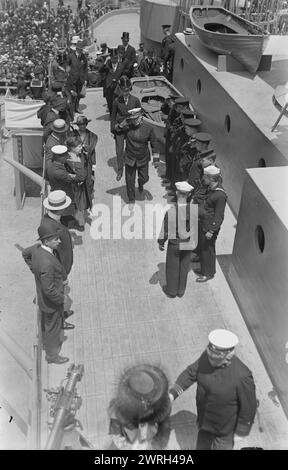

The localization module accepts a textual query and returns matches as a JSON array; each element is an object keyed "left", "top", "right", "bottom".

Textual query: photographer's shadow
[
  {"left": 107, "top": 156, "right": 118, "bottom": 174},
  {"left": 106, "top": 185, "right": 129, "bottom": 204},
  {"left": 168, "top": 410, "right": 198, "bottom": 450},
  {"left": 149, "top": 262, "right": 166, "bottom": 288}
]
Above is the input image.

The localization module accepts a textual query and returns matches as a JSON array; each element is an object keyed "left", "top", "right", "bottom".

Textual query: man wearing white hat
[
  {"left": 46, "top": 145, "right": 85, "bottom": 229},
  {"left": 196, "top": 165, "right": 227, "bottom": 282},
  {"left": 169, "top": 329, "right": 257, "bottom": 449},
  {"left": 45, "top": 119, "right": 68, "bottom": 168},
  {"left": 158, "top": 181, "right": 195, "bottom": 297},
  {"left": 42, "top": 190, "right": 73, "bottom": 276}
]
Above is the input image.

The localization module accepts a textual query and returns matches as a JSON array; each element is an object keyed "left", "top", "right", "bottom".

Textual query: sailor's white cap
[
  {"left": 204, "top": 165, "right": 221, "bottom": 176},
  {"left": 208, "top": 329, "right": 239, "bottom": 350},
  {"left": 51, "top": 145, "right": 68, "bottom": 155},
  {"left": 175, "top": 181, "right": 194, "bottom": 193},
  {"left": 127, "top": 107, "right": 142, "bottom": 114}
]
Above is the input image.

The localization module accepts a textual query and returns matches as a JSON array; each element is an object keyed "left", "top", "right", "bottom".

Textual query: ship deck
[{"left": 1, "top": 88, "right": 288, "bottom": 449}]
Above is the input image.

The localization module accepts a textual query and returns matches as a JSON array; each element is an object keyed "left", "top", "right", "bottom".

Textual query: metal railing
[{"left": 2, "top": 157, "right": 45, "bottom": 449}]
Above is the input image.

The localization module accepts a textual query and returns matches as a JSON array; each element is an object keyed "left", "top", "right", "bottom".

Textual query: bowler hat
[
  {"left": 66, "top": 136, "right": 82, "bottom": 148},
  {"left": 117, "top": 45, "right": 125, "bottom": 53},
  {"left": 75, "top": 115, "right": 91, "bottom": 125},
  {"left": 37, "top": 223, "right": 60, "bottom": 241},
  {"left": 43, "top": 190, "right": 71, "bottom": 211},
  {"left": 121, "top": 32, "right": 129, "bottom": 39},
  {"left": 51, "top": 119, "right": 68, "bottom": 133},
  {"left": 113, "top": 364, "right": 171, "bottom": 425}
]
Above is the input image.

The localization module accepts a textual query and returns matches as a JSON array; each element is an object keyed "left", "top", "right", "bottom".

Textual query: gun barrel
[
  {"left": 3, "top": 157, "right": 44, "bottom": 188},
  {"left": 44, "top": 364, "right": 84, "bottom": 450}
]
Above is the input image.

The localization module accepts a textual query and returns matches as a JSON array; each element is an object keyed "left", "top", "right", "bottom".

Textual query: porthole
[
  {"left": 258, "top": 158, "right": 266, "bottom": 167},
  {"left": 255, "top": 225, "right": 265, "bottom": 253},
  {"left": 225, "top": 114, "right": 231, "bottom": 133},
  {"left": 196, "top": 79, "right": 201, "bottom": 94},
  {"left": 180, "top": 58, "right": 184, "bottom": 70}
]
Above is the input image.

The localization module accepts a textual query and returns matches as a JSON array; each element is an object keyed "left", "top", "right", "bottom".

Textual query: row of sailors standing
[{"left": 158, "top": 96, "right": 227, "bottom": 296}]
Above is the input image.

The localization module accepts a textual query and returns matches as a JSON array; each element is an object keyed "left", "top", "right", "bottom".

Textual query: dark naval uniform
[
  {"left": 124, "top": 121, "right": 158, "bottom": 202},
  {"left": 198, "top": 185, "right": 227, "bottom": 277},
  {"left": 170, "top": 351, "right": 257, "bottom": 449},
  {"left": 162, "top": 101, "right": 179, "bottom": 181},
  {"left": 158, "top": 203, "right": 196, "bottom": 297},
  {"left": 111, "top": 94, "right": 141, "bottom": 174}
]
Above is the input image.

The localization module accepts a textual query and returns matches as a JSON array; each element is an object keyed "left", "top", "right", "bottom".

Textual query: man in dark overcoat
[
  {"left": 104, "top": 50, "right": 128, "bottom": 115},
  {"left": 123, "top": 108, "right": 159, "bottom": 206},
  {"left": 121, "top": 32, "right": 136, "bottom": 78},
  {"left": 169, "top": 329, "right": 257, "bottom": 450},
  {"left": 110, "top": 76, "right": 141, "bottom": 181},
  {"left": 22, "top": 225, "right": 71, "bottom": 365}
]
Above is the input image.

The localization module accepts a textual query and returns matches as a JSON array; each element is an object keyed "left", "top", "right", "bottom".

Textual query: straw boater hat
[
  {"left": 43, "top": 190, "right": 71, "bottom": 211},
  {"left": 183, "top": 27, "right": 193, "bottom": 35},
  {"left": 111, "top": 364, "right": 171, "bottom": 427},
  {"left": 51, "top": 119, "right": 68, "bottom": 134}
]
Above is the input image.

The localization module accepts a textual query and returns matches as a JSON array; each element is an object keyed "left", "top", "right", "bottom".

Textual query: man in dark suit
[
  {"left": 121, "top": 32, "right": 136, "bottom": 78},
  {"left": 66, "top": 40, "right": 88, "bottom": 113},
  {"left": 123, "top": 108, "right": 159, "bottom": 207},
  {"left": 139, "top": 49, "right": 158, "bottom": 77},
  {"left": 111, "top": 76, "right": 141, "bottom": 181},
  {"left": 22, "top": 225, "right": 72, "bottom": 365},
  {"left": 160, "top": 25, "right": 175, "bottom": 81},
  {"left": 104, "top": 49, "right": 128, "bottom": 115},
  {"left": 42, "top": 190, "right": 74, "bottom": 276},
  {"left": 169, "top": 329, "right": 257, "bottom": 450}
]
